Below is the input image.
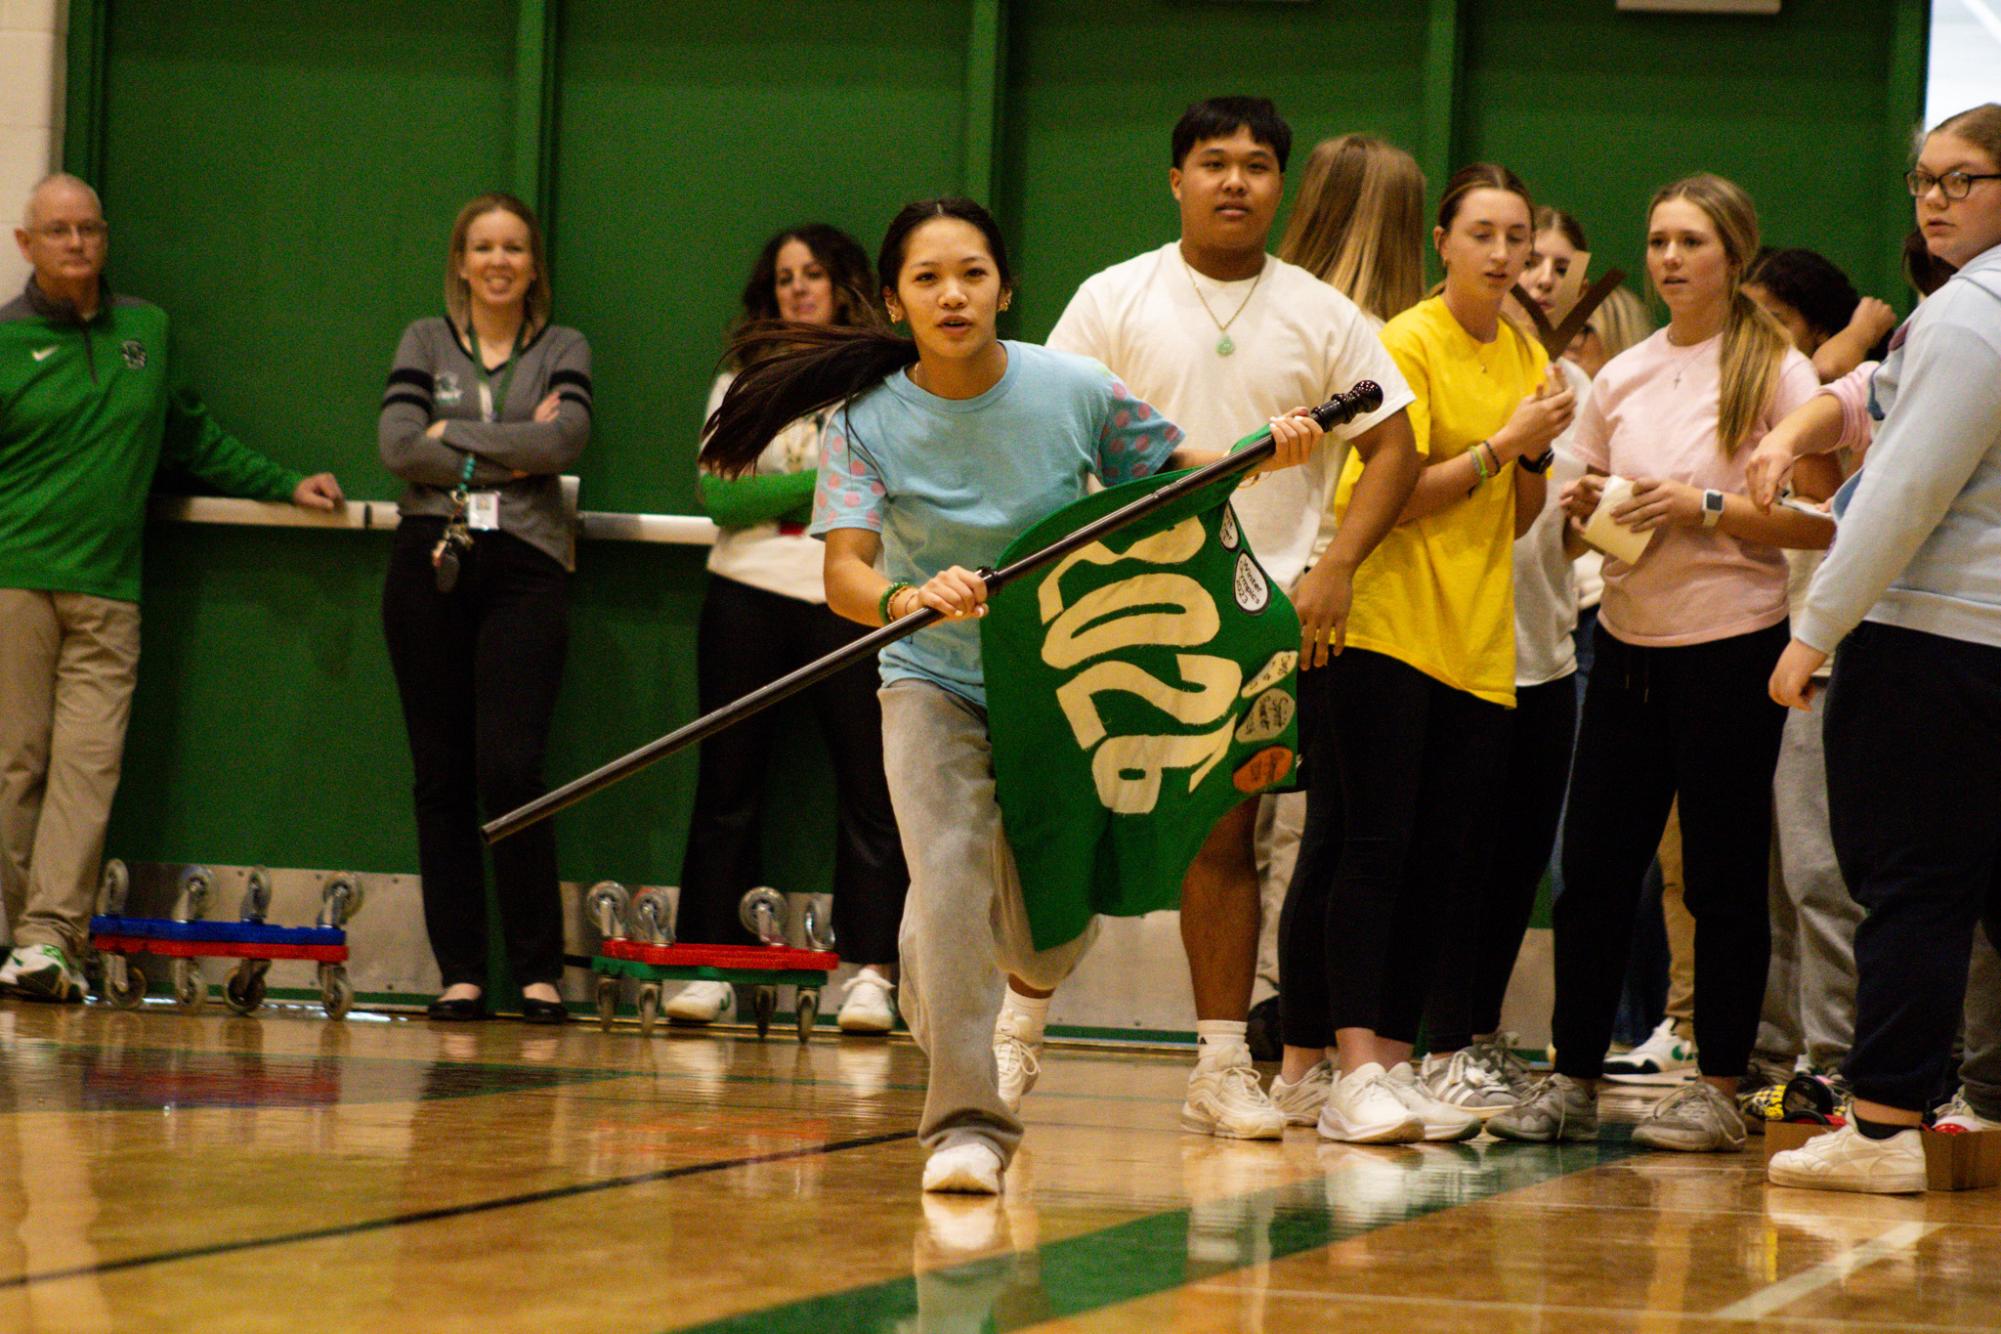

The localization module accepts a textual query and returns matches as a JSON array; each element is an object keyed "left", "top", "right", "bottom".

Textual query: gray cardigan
[
  {"left": 377, "top": 316, "right": 592, "bottom": 568},
  {"left": 1796, "top": 244, "right": 2001, "bottom": 654}
]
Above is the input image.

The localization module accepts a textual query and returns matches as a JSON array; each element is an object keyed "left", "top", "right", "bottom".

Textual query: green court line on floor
[
  {"left": 0, "top": 1129, "right": 920, "bottom": 1292},
  {"left": 672, "top": 1132, "right": 1649, "bottom": 1334}
]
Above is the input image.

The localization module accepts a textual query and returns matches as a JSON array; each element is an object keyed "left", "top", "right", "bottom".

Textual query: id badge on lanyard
[{"left": 462, "top": 321, "right": 525, "bottom": 536}]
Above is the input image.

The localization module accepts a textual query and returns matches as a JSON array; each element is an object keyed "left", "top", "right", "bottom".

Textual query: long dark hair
[
  {"left": 726, "top": 223, "right": 880, "bottom": 368},
  {"left": 701, "top": 197, "right": 1013, "bottom": 477}
]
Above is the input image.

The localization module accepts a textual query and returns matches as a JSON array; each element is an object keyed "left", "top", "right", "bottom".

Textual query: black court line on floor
[{"left": 0, "top": 1129, "right": 919, "bottom": 1291}]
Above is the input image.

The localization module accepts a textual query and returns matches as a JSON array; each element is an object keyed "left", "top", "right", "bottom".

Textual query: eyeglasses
[
  {"left": 31, "top": 221, "right": 109, "bottom": 243},
  {"left": 1905, "top": 169, "right": 2001, "bottom": 201}
]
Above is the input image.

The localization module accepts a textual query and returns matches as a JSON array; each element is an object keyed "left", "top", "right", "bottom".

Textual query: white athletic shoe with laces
[
  {"left": 923, "top": 1141, "right": 1004, "bottom": 1195},
  {"left": 1181, "top": 1052, "right": 1286, "bottom": 1139},
  {"left": 1420, "top": 1049, "right": 1517, "bottom": 1116},
  {"left": 1933, "top": 1088, "right": 2001, "bottom": 1133},
  {"left": 836, "top": 967, "right": 896, "bottom": 1033},
  {"left": 1467, "top": 1033, "right": 1539, "bottom": 1100},
  {"left": 1269, "top": 1060, "right": 1335, "bottom": 1126},
  {"left": 665, "top": 980, "right": 733, "bottom": 1024},
  {"left": 1384, "top": 1062, "right": 1482, "bottom": 1141},
  {"left": 1316, "top": 1062, "right": 1425, "bottom": 1144},
  {"left": 994, "top": 1012, "right": 1043, "bottom": 1114},
  {"left": 0, "top": 944, "right": 85, "bottom": 1003},
  {"left": 1603, "top": 1018, "right": 1697, "bottom": 1083},
  {"left": 1768, "top": 1122, "right": 1926, "bottom": 1194}
]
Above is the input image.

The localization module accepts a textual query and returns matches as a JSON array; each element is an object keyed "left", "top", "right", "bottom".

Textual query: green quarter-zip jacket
[{"left": 0, "top": 277, "right": 303, "bottom": 602}]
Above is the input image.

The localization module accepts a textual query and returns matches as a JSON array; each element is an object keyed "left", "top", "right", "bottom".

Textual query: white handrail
[{"left": 148, "top": 495, "right": 721, "bottom": 547}]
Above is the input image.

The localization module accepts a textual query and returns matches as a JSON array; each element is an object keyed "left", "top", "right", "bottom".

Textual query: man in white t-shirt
[{"left": 992, "top": 97, "right": 1419, "bottom": 1138}]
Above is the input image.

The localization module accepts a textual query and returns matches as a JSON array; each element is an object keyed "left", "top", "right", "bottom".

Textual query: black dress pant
[
  {"left": 382, "top": 519, "right": 569, "bottom": 989},
  {"left": 1553, "top": 620, "right": 1789, "bottom": 1080},
  {"left": 1828, "top": 622, "right": 2001, "bottom": 1112},
  {"left": 1426, "top": 674, "right": 1577, "bottom": 1052},
  {"left": 1279, "top": 648, "right": 1509, "bottom": 1048},
  {"left": 675, "top": 575, "right": 908, "bottom": 964}
]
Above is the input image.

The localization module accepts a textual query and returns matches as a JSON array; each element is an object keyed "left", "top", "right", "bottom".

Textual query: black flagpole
[{"left": 482, "top": 380, "right": 1384, "bottom": 844}]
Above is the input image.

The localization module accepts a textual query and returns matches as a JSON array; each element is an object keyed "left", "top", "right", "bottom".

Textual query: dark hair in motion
[
  {"left": 727, "top": 223, "right": 881, "bottom": 367},
  {"left": 1172, "top": 95, "right": 1292, "bottom": 171},
  {"left": 1746, "top": 247, "right": 1860, "bottom": 344},
  {"left": 700, "top": 198, "right": 1013, "bottom": 477}
]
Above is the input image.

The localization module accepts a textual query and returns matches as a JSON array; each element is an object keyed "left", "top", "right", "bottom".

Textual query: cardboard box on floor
[{"left": 1763, "top": 1122, "right": 2001, "bottom": 1191}]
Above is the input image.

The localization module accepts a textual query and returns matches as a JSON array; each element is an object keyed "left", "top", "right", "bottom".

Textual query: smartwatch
[
  {"left": 1701, "top": 489, "right": 1726, "bottom": 529},
  {"left": 1518, "top": 448, "right": 1555, "bottom": 475}
]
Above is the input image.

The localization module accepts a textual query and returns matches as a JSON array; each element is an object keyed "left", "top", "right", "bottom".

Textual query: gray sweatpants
[
  {"left": 880, "top": 680, "right": 1097, "bottom": 1165},
  {"left": 1756, "top": 690, "right": 1865, "bottom": 1071}
]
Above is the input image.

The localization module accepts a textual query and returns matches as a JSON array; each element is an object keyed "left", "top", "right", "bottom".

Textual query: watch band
[{"left": 1701, "top": 489, "right": 1726, "bottom": 528}]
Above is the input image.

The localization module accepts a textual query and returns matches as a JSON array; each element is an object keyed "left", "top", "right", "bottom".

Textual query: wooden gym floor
[{"left": 3, "top": 1000, "right": 1999, "bottom": 1332}]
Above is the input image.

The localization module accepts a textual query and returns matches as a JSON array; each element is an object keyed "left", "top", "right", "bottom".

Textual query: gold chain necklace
[{"left": 1180, "top": 254, "right": 1266, "bottom": 356}]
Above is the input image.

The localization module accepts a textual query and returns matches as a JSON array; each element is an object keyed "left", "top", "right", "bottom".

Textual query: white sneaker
[
  {"left": 1768, "top": 1122, "right": 1926, "bottom": 1194},
  {"left": 1603, "top": 1018, "right": 1697, "bottom": 1084},
  {"left": 0, "top": 944, "right": 85, "bottom": 1003},
  {"left": 665, "top": 980, "right": 733, "bottom": 1024},
  {"left": 1181, "top": 1053, "right": 1285, "bottom": 1139},
  {"left": 1420, "top": 1049, "right": 1517, "bottom": 1116},
  {"left": 1383, "top": 1062, "right": 1481, "bottom": 1142},
  {"left": 1269, "top": 1060, "right": 1335, "bottom": 1126},
  {"left": 836, "top": 967, "right": 896, "bottom": 1034},
  {"left": 1933, "top": 1088, "right": 2001, "bottom": 1134},
  {"left": 1316, "top": 1062, "right": 1425, "bottom": 1144},
  {"left": 1466, "top": 1034, "right": 1539, "bottom": 1100},
  {"left": 923, "top": 1141, "right": 1003, "bottom": 1195},
  {"left": 994, "top": 1012, "right": 1042, "bottom": 1114}
]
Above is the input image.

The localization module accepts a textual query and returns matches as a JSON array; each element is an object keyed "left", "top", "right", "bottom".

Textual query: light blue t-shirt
[{"left": 811, "top": 340, "right": 1184, "bottom": 705}]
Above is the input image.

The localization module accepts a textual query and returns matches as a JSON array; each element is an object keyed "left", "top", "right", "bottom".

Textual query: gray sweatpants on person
[
  {"left": 880, "top": 680, "right": 1098, "bottom": 1165},
  {"left": 1755, "top": 690, "right": 1865, "bottom": 1072},
  {"left": 1961, "top": 926, "right": 2001, "bottom": 1121}
]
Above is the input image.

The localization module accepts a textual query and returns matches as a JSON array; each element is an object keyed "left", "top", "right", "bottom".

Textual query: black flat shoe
[
  {"left": 519, "top": 997, "right": 568, "bottom": 1025},
  {"left": 426, "top": 995, "right": 489, "bottom": 1021}
]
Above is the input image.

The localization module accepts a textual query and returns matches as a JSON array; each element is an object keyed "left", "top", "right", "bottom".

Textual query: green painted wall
[{"left": 81, "top": 0, "right": 1925, "bottom": 897}]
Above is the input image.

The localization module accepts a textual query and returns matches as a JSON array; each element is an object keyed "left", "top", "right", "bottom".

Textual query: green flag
[{"left": 981, "top": 466, "right": 1302, "bottom": 951}]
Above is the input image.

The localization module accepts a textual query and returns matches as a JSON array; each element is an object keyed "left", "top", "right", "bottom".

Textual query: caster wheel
[
  {"left": 240, "top": 868, "right": 273, "bottom": 923},
  {"left": 105, "top": 956, "right": 146, "bottom": 1010},
  {"left": 595, "top": 976, "right": 619, "bottom": 1032},
  {"left": 802, "top": 900, "right": 836, "bottom": 953},
  {"left": 795, "top": 988, "right": 818, "bottom": 1043},
  {"left": 320, "top": 874, "right": 363, "bottom": 928},
  {"left": 99, "top": 859, "right": 131, "bottom": 915},
  {"left": 587, "top": 882, "right": 631, "bottom": 942},
  {"left": 224, "top": 960, "right": 269, "bottom": 1016},
  {"left": 629, "top": 888, "right": 674, "bottom": 945},
  {"left": 637, "top": 983, "right": 661, "bottom": 1037},
  {"left": 753, "top": 985, "right": 777, "bottom": 1040},
  {"left": 171, "top": 957, "right": 207, "bottom": 1011},
  {"left": 739, "top": 887, "right": 787, "bottom": 945},
  {"left": 320, "top": 964, "right": 354, "bottom": 1020},
  {"left": 175, "top": 866, "right": 214, "bottom": 923}
]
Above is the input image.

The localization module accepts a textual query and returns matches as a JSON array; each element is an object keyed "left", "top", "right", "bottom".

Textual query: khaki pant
[
  {"left": 0, "top": 589, "right": 140, "bottom": 960},
  {"left": 1658, "top": 799, "right": 1696, "bottom": 1040}
]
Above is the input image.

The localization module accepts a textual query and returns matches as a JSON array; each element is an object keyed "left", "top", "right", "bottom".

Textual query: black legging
[
  {"left": 1552, "top": 620, "right": 1789, "bottom": 1081},
  {"left": 382, "top": 519, "right": 568, "bottom": 989},
  {"left": 675, "top": 575, "right": 908, "bottom": 964},
  {"left": 1279, "top": 648, "right": 1509, "bottom": 1048},
  {"left": 1426, "top": 674, "right": 1577, "bottom": 1052}
]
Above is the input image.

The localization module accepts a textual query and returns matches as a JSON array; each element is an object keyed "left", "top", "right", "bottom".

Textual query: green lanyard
[{"left": 465, "top": 319, "right": 527, "bottom": 422}]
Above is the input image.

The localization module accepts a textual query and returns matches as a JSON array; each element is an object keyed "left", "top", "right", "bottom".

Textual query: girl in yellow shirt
[{"left": 1303, "top": 163, "right": 1575, "bottom": 1143}]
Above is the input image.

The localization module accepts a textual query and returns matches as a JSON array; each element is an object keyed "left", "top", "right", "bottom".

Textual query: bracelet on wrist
[
  {"left": 1469, "top": 442, "right": 1492, "bottom": 484},
  {"left": 1518, "top": 446, "right": 1555, "bottom": 475},
  {"left": 878, "top": 580, "right": 913, "bottom": 625}
]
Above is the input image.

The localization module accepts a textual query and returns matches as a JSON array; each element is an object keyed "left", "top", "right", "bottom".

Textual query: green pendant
[{"left": 1217, "top": 334, "right": 1235, "bottom": 356}]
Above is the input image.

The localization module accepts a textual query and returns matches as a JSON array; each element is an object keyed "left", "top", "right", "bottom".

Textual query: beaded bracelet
[{"left": 878, "top": 580, "right": 913, "bottom": 625}]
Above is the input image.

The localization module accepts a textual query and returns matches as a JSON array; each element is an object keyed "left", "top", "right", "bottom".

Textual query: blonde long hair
[
  {"left": 444, "top": 192, "right": 552, "bottom": 334},
  {"left": 1647, "top": 174, "right": 1789, "bottom": 454},
  {"left": 1592, "top": 285, "right": 1653, "bottom": 360},
  {"left": 1278, "top": 135, "right": 1426, "bottom": 323}
]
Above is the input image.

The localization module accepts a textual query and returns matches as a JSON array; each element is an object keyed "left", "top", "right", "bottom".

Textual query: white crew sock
[
  {"left": 1196, "top": 1019, "right": 1251, "bottom": 1066},
  {"left": 998, "top": 989, "right": 1050, "bottom": 1044}
]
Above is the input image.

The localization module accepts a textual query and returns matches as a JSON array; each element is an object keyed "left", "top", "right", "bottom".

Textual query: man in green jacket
[{"left": 0, "top": 173, "right": 342, "bottom": 1002}]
